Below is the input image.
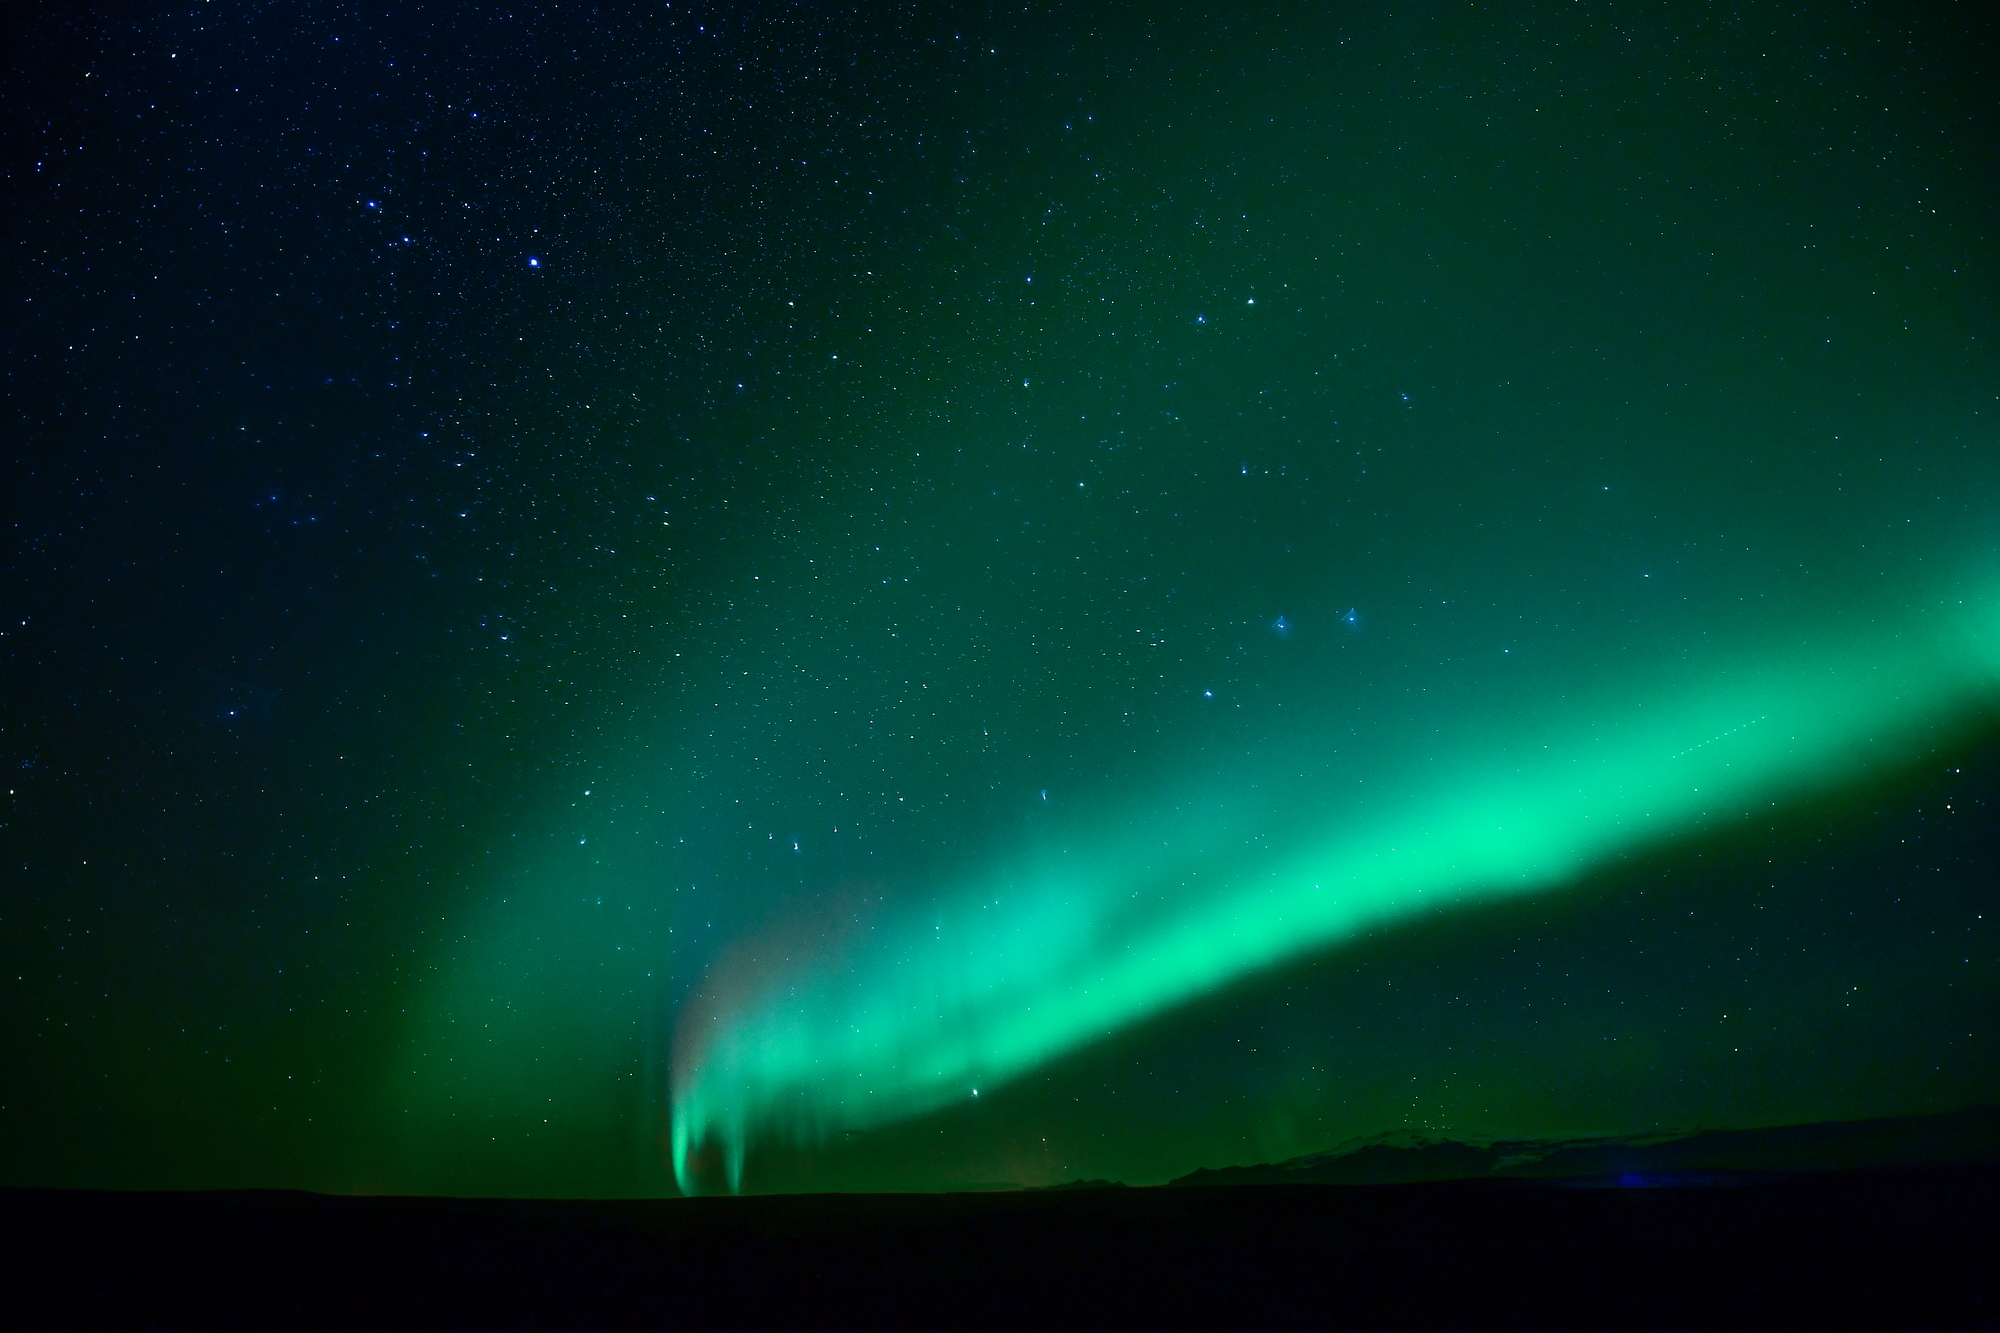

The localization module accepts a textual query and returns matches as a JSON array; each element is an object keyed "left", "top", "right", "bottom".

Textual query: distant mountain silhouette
[{"left": 1168, "top": 1104, "right": 2000, "bottom": 1188}]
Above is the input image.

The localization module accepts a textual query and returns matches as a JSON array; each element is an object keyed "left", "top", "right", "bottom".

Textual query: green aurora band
[{"left": 670, "top": 582, "right": 2000, "bottom": 1194}]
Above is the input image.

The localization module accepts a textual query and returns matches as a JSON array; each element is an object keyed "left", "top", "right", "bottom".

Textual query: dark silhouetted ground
[{"left": 8, "top": 1164, "right": 1998, "bottom": 1330}]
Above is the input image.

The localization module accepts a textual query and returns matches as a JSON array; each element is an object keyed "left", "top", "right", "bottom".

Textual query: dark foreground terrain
[{"left": 8, "top": 1166, "right": 1998, "bottom": 1330}]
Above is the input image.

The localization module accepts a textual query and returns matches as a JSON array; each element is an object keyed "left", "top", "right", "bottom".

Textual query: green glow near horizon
[{"left": 671, "top": 593, "right": 2000, "bottom": 1193}]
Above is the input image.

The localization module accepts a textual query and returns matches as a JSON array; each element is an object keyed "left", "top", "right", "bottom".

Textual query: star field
[{"left": 3, "top": 0, "right": 1997, "bottom": 1196}]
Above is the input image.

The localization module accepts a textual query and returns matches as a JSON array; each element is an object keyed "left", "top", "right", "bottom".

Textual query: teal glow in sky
[
  {"left": 21, "top": 0, "right": 1991, "bottom": 1201},
  {"left": 343, "top": 0, "right": 2000, "bottom": 1198},
  {"left": 669, "top": 594, "right": 2000, "bottom": 1191},
  {"left": 362, "top": 0, "right": 2000, "bottom": 1193}
]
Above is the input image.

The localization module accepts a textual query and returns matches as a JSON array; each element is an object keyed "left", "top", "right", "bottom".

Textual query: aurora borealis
[
  {"left": 7, "top": 1, "right": 1998, "bottom": 1198},
  {"left": 670, "top": 605, "right": 2000, "bottom": 1192}
]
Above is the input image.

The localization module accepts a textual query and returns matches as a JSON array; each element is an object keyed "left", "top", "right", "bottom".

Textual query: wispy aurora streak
[{"left": 671, "top": 595, "right": 2000, "bottom": 1193}]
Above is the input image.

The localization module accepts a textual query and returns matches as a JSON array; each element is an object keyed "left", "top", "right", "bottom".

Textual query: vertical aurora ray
[{"left": 671, "top": 594, "right": 2000, "bottom": 1193}]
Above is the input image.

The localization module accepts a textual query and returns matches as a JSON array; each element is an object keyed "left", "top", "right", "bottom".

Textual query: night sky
[{"left": 6, "top": 1, "right": 1998, "bottom": 1198}]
